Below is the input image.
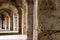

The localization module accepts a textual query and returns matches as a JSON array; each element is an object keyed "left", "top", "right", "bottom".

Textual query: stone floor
[{"left": 0, "top": 35, "right": 27, "bottom": 40}]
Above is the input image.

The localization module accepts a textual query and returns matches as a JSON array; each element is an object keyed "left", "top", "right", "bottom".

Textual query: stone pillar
[
  {"left": 18, "top": 6, "right": 22, "bottom": 34},
  {"left": 9, "top": 17, "right": 10, "bottom": 30},
  {"left": 10, "top": 13, "right": 13, "bottom": 31},
  {"left": 5, "top": 17, "right": 7, "bottom": 30},
  {"left": 22, "top": 0, "right": 27, "bottom": 35},
  {"left": 33, "top": 0, "right": 38, "bottom": 40},
  {"left": 0, "top": 14, "right": 2, "bottom": 29},
  {"left": 27, "top": 0, "right": 34, "bottom": 40},
  {"left": 5, "top": 17, "right": 9, "bottom": 29}
]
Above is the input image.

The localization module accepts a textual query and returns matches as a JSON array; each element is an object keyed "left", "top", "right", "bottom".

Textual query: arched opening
[
  {"left": 13, "top": 13, "right": 19, "bottom": 31},
  {"left": 0, "top": 12, "right": 10, "bottom": 30},
  {"left": 0, "top": 3, "right": 19, "bottom": 33},
  {"left": 0, "top": 14, "right": 5, "bottom": 29}
]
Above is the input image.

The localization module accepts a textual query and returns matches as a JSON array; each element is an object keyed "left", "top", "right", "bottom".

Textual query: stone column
[
  {"left": 9, "top": 17, "right": 10, "bottom": 30},
  {"left": 5, "top": 17, "right": 6, "bottom": 29},
  {"left": 18, "top": 7, "right": 22, "bottom": 34},
  {"left": 0, "top": 14, "right": 2, "bottom": 29},
  {"left": 27, "top": 0, "right": 34, "bottom": 40},
  {"left": 22, "top": 0, "right": 27, "bottom": 35},
  {"left": 16, "top": 0, "right": 23, "bottom": 34},
  {"left": 10, "top": 13, "right": 13, "bottom": 31},
  {"left": 6, "top": 17, "right": 9, "bottom": 29},
  {"left": 33, "top": 0, "right": 38, "bottom": 40}
]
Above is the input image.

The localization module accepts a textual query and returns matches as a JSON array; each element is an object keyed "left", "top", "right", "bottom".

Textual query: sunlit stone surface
[{"left": 0, "top": 35, "right": 27, "bottom": 40}]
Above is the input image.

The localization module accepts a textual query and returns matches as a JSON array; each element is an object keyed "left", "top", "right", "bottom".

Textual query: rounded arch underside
[{"left": 0, "top": 3, "right": 18, "bottom": 14}]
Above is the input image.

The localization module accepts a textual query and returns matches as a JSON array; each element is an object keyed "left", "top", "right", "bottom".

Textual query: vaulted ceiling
[{"left": 0, "top": 0, "right": 21, "bottom": 17}]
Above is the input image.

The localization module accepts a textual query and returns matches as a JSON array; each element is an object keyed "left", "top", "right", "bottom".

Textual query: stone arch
[
  {"left": 0, "top": 3, "right": 19, "bottom": 32},
  {"left": 0, "top": 9, "right": 10, "bottom": 17},
  {"left": 0, "top": 3, "right": 18, "bottom": 14},
  {"left": 0, "top": 11, "right": 10, "bottom": 30}
]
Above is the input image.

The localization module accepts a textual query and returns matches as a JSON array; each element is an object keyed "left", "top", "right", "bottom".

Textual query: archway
[
  {"left": 0, "top": 14, "right": 5, "bottom": 29},
  {"left": 0, "top": 3, "right": 19, "bottom": 33}
]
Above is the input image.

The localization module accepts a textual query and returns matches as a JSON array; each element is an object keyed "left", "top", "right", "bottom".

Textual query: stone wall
[{"left": 38, "top": 0, "right": 60, "bottom": 40}]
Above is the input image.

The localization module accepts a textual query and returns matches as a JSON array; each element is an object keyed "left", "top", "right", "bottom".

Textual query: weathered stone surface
[
  {"left": 27, "top": 3, "right": 33, "bottom": 40},
  {"left": 38, "top": 0, "right": 60, "bottom": 40},
  {"left": 51, "top": 33, "right": 60, "bottom": 40}
]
